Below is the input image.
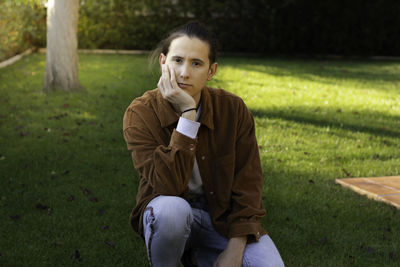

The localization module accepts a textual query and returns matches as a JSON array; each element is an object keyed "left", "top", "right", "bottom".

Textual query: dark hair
[{"left": 150, "top": 21, "right": 218, "bottom": 68}]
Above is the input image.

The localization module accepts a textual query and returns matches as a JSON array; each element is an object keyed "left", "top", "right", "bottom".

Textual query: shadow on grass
[{"left": 251, "top": 106, "right": 400, "bottom": 139}]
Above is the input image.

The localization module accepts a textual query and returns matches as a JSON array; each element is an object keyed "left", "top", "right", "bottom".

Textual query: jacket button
[
  {"left": 189, "top": 144, "right": 195, "bottom": 151},
  {"left": 201, "top": 156, "right": 205, "bottom": 160},
  {"left": 210, "top": 191, "right": 214, "bottom": 195}
]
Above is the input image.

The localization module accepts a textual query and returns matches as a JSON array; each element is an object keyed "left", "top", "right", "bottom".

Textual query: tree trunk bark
[{"left": 44, "top": 0, "right": 81, "bottom": 93}]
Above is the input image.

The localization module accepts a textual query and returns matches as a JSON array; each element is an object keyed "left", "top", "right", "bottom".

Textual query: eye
[
  {"left": 174, "top": 58, "right": 182, "bottom": 63},
  {"left": 192, "top": 61, "right": 201, "bottom": 67}
]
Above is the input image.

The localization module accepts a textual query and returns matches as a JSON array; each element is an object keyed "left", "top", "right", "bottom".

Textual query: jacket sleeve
[
  {"left": 123, "top": 104, "right": 196, "bottom": 196},
  {"left": 227, "top": 100, "right": 266, "bottom": 241}
]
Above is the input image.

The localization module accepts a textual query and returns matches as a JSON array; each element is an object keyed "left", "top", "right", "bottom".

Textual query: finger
[
  {"left": 165, "top": 64, "right": 174, "bottom": 90},
  {"left": 158, "top": 77, "right": 165, "bottom": 96},
  {"left": 162, "top": 64, "right": 174, "bottom": 94},
  {"left": 165, "top": 63, "right": 171, "bottom": 79},
  {"left": 161, "top": 64, "right": 168, "bottom": 82},
  {"left": 158, "top": 65, "right": 168, "bottom": 96},
  {"left": 170, "top": 67, "right": 178, "bottom": 88}
]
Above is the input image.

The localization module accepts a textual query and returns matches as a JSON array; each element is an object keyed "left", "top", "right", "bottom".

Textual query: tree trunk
[{"left": 44, "top": 0, "right": 81, "bottom": 93}]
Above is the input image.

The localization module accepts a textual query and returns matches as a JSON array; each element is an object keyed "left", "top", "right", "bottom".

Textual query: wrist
[
  {"left": 182, "top": 107, "right": 197, "bottom": 113},
  {"left": 181, "top": 110, "right": 196, "bottom": 121},
  {"left": 180, "top": 103, "right": 196, "bottom": 112},
  {"left": 180, "top": 99, "right": 196, "bottom": 112},
  {"left": 227, "top": 236, "right": 247, "bottom": 252}
]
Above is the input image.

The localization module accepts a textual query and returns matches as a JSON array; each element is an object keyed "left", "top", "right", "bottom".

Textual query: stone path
[
  {"left": 0, "top": 49, "right": 32, "bottom": 69},
  {"left": 336, "top": 176, "right": 400, "bottom": 209}
]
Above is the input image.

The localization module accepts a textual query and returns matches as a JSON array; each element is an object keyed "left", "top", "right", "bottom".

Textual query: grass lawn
[{"left": 0, "top": 53, "right": 399, "bottom": 266}]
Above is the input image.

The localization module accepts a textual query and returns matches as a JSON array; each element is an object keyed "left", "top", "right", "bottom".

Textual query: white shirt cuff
[{"left": 176, "top": 117, "right": 200, "bottom": 139}]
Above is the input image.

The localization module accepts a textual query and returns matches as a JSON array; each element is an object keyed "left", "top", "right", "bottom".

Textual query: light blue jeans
[{"left": 142, "top": 195, "right": 284, "bottom": 267}]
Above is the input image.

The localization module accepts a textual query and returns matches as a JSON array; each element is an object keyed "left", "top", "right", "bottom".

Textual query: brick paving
[{"left": 336, "top": 176, "right": 400, "bottom": 209}]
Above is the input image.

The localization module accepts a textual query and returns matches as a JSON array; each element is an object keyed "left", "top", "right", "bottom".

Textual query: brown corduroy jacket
[{"left": 123, "top": 87, "right": 267, "bottom": 242}]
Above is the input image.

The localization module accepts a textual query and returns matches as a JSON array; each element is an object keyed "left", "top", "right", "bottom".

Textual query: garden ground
[{"left": 0, "top": 53, "right": 399, "bottom": 266}]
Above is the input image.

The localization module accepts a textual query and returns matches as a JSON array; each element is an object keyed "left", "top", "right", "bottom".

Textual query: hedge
[
  {"left": 0, "top": 1, "right": 45, "bottom": 62},
  {"left": 1, "top": 0, "right": 399, "bottom": 60},
  {"left": 77, "top": 0, "right": 400, "bottom": 56}
]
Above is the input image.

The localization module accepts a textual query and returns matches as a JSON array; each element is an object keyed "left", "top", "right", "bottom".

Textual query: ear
[
  {"left": 207, "top": 62, "right": 218, "bottom": 81},
  {"left": 159, "top": 53, "right": 166, "bottom": 66}
]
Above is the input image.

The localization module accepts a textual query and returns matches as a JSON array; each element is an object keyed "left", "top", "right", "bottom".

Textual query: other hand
[
  {"left": 213, "top": 236, "right": 246, "bottom": 267},
  {"left": 213, "top": 248, "right": 243, "bottom": 267}
]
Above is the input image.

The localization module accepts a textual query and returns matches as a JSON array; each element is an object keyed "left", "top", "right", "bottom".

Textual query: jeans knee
[
  {"left": 145, "top": 196, "right": 193, "bottom": 240},
  {"left": 242, "top": 235, "right": 285, "bottom": 267}
]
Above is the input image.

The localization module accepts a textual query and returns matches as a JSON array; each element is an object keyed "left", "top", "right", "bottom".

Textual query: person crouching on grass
[{"left": 123, "top": 21, "right": 284, "bottom": 267}]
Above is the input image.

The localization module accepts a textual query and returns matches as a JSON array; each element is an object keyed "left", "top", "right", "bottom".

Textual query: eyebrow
[
  {"left": 171, "top": 55, "right": 205, "bottom": 64},
  {"left": 192, "top": 58, "right": 205, "bottom": 64}
]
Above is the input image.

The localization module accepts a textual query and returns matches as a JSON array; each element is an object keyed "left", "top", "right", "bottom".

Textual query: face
[{"left": 159, "top": 35, "right": 218, "bottom": 103}]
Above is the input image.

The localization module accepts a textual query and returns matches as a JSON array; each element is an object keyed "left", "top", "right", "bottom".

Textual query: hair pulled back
[{"left": 150, "top": 21, "right": 218, "bottom": 68}]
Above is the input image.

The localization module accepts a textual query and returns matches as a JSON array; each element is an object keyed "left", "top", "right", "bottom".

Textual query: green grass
[{"left": 0, "top": 53, "right": 399, "bottom": 266}]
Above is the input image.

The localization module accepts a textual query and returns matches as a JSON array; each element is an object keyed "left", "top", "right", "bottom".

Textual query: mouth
[{"left": 178, "top": 83, "right": 192, "bottom": 89}]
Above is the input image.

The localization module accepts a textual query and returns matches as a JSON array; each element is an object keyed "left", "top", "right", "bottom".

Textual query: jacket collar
[{"left": 156, "top": 87, "right": 214, "bottom": 130}]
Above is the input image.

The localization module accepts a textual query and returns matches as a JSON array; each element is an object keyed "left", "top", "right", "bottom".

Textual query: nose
[{"left": 179, "top": 63, "right": 190, "bottom": 80}]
